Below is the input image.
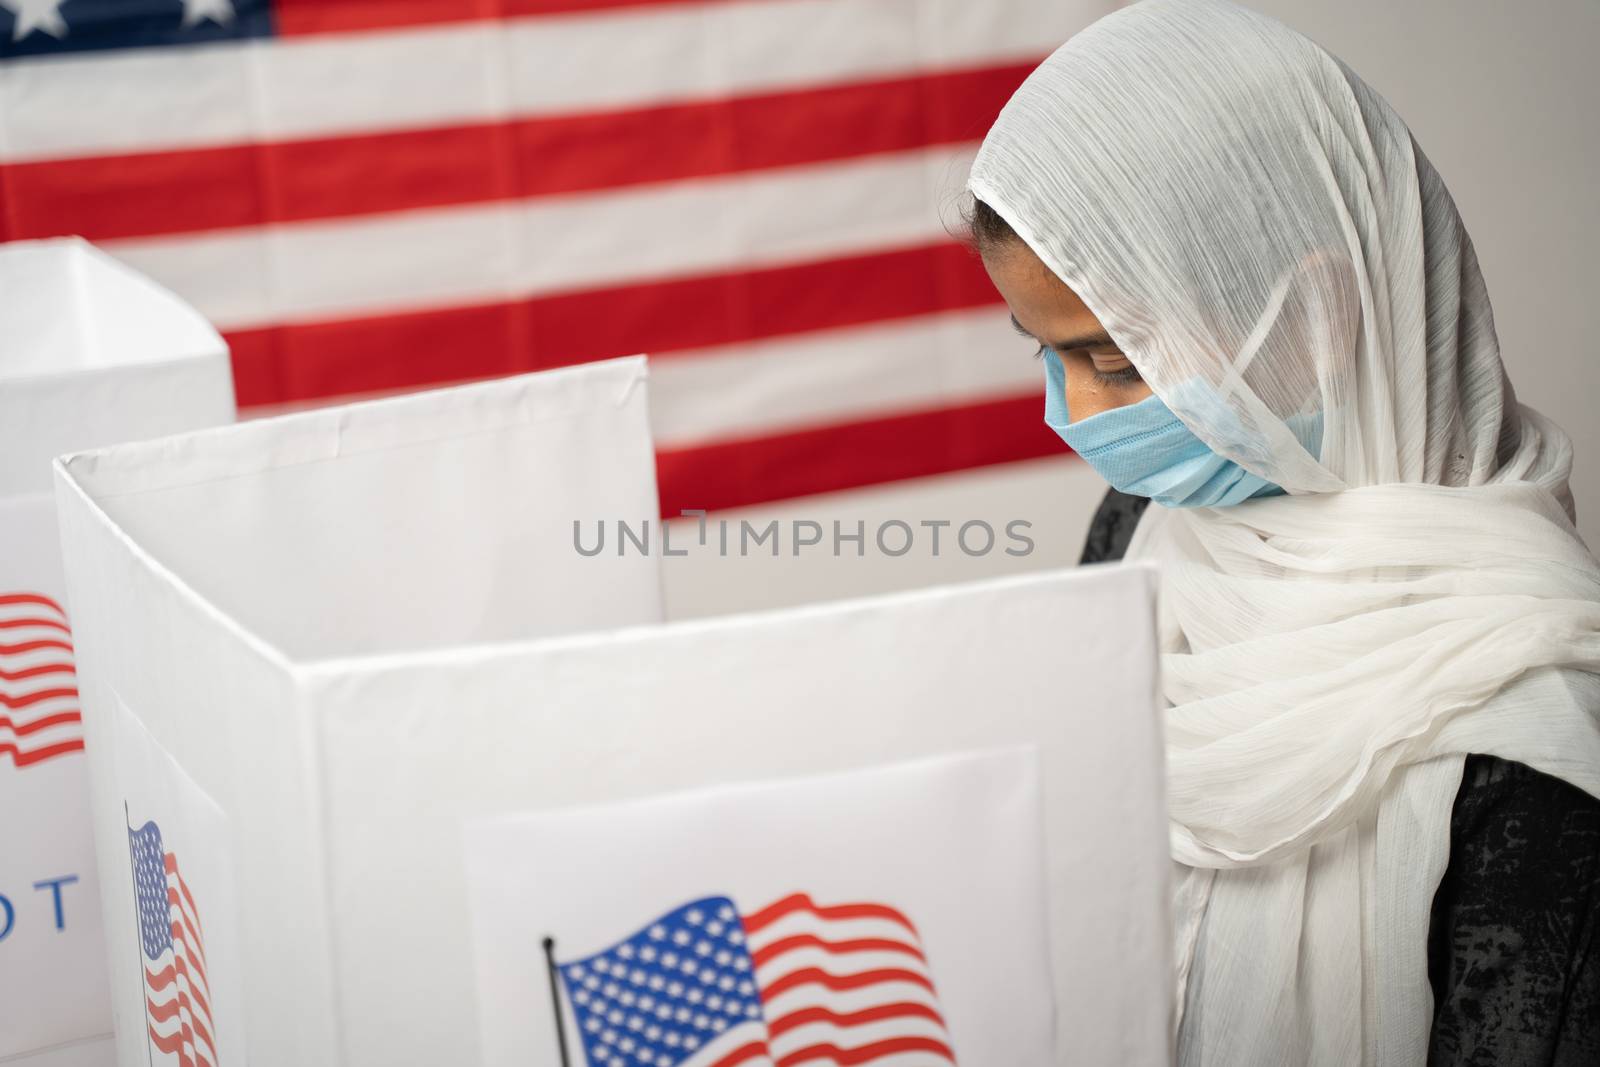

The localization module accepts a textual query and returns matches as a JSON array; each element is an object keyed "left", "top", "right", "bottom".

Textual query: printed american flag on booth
[
  {"left": 130, "top": 816, "right": 220, "bottom": 1067},
  {"left": 0, "top": 592, "right": 84, "bottom": 770},
  {"left": 556, "top": 892, "right": 952, "bottom": 1066},
  {"left": 0, "top": 0, "right": 1111, "bottom": 514}
]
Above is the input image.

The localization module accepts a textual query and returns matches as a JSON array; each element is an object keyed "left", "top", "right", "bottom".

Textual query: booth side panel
[
  {"left": 54, "top": 470, "right": 344, "bottom": 1067},
  {"left": 314, "top": 566, "right": 1172, "bottom": 1066}
]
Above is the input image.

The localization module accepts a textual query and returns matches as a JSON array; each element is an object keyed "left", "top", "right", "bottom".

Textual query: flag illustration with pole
[
  {"left": 129, "top": 813, "right": 220, "bottom": 1067},
  {"left": 551, "top": 893, "right": 954, "bottom": 1067}
]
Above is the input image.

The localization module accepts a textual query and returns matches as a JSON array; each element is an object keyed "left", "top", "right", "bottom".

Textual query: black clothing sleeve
[{"left": 1427, "top": 755, "right": 1600, "bottom": 1066}]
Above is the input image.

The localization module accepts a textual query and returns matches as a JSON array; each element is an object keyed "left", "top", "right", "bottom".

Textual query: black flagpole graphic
[
  {"left": 125, "top": 801, "right": 155, "bottom": 1067},
  {"left": 543, "top": 936, "right": 573, "bottom": 1067}
]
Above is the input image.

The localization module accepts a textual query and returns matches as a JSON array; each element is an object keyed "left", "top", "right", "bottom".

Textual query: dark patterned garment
[
  {"left": 1079, "top": 487, "right": 1600, "bottom": 1064},
  {"left": 1427, "top": 757, "right": 1600, "bottom": 1065},
  {"left": 1078, "top": 487, "right": 1152, "bottom": 566}
]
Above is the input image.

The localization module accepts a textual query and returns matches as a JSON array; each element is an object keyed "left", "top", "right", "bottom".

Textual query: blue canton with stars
[
  {"left": 0, "top": 0, "right": 274, "bottom": 61},
  {"left": 558, "top": 896, "right": 764, "bottom": 1067},
  {"left": 129, "top": 819, "right": 173, "bottom": 962}
]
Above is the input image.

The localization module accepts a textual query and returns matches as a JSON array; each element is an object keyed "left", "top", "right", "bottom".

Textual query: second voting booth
[
  {"left": 1, "top": 238, "right": 235, "bottom": 1065},
  {"left": 54, "top": 357, "right": 1172, "bottom": 1066}
]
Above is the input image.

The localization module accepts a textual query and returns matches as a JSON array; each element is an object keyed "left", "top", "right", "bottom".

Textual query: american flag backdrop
[
  {"left": 556, "top": 892, "right": 951, "bottom": 1067},
  {"left": 129, "top": 815, "right": 220, "bottom": 1067},
  {"left": 0, "top": 591, "right": 83, "bottom": 770},
  {"left": 0, "top": 0, "right": 1109, "bottom": 515}
]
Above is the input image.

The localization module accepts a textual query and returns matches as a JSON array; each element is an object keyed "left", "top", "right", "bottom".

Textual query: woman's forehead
[{"left": 985, "top": 243, "right": 1105, "bottom": 338}]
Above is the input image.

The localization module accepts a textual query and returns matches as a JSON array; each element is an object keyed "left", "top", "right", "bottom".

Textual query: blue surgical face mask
[{"left": 1040, "top": 349, "right": 1291, "bottom": 508}]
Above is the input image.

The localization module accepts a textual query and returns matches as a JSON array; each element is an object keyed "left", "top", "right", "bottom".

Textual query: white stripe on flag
[
  {"left": 0, "top": 0, "right": 1111, "bottom": 162},
  {"left": 97, "top": 145, "right": 977, "bottom": 330},
  {"left": 648, "top": 307, "right": 1036, "bottom": 448}
]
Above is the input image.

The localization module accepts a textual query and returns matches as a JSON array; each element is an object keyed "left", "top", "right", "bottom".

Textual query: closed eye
[
  {"left": 1091, "top": 365, "right": 1143, "bottom": 385},
  {"left": 1033, "top": 344, "right": 1142, "bottom": 383}
]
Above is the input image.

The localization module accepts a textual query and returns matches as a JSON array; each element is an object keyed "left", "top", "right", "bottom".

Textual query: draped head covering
[{"left": 969, "top": 0, "right": 1600, "bottom": 1062}]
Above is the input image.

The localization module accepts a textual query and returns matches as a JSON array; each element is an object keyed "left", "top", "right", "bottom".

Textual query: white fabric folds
[{"left": 968, "top": 0, "right": 1600, "bottom": 1063}]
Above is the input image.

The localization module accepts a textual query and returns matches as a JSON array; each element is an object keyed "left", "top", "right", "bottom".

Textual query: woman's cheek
[{"left": 1063, "top": 363, "right": 1152, "bottom": 420}]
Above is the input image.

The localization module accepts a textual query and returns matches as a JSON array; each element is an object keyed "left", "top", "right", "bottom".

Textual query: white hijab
[{"left": 969, "top": 0, "right": 1600, "bottom": 1062}]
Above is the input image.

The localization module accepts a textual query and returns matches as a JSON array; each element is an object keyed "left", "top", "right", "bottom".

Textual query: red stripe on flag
[
  {"left": 188, "top": 1019, "right": 217, "bottom": 1067},
  {"left": 707, "top": 1040, "right": 776, "bottom": 1067},
  {"left": 1, "top": 143, "right": 260, "bottom": 244},
  {"left": 766, "top": 1003, "right": 947, "bottom": 1042},
  {"left": 752, "top": 934, "right": 927, "bottom": 969},
  {"left": 146, "top": 1023, "right": 196, "bottom": 1067},
  {"left": 0, "top": 710, "right": 81, "bottom": 736},
  {"left": 0, "top": 687, "right": 79, "bottom": 711},
  {"left": 0, "top": 738, "right": 85, "bottom": 767},
  {"left": 0, "top": 662, "right": 76, "bottom": 683},
  {"left": 170, "top": 896, "right": 212, "bottom": 985},
  {"left": 178, "top": 874, "right": 207, "bottom": 959},
  {"left": 1, "top": 62, "right": 1031, "bottom": 243},
  {"left": 0, "top": 616, "right": 71, "bottom": 634},
  {"left": 145, "top": 991, "right": 185, "bottom": 1023},
  {"left": 0, "top": 639, "right": 74, "bottom": 656},
  {"left": 773, "top": 1036, "right": 956, "bottom": 1066},
  {"left": 224, "top": 240, "right": 999, "bottom": 406},
  {"left": 167, "top": 945, "right": 214, "bottom": 1044},
  {"left": 759, "top": 966, "right": 937, "bottom": 1001},
  {"left": 0, "top": 593, "right": 66, "bottom": 613},
  {"left": 657, "top": 392, "right": 1059, "bottom": 515},
  {"left": 273, "top": 0, "right": 785, "bottom": 38},
  {"left": 744, "top": 893, "right": 917, "bottom": 939}
]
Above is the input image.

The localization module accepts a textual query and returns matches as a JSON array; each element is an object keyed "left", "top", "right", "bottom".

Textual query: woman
[{"left": 965, "top": 1, "right": 1600, "bottom": 1063}]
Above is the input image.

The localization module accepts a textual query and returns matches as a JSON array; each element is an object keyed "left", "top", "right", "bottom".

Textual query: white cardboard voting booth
[
  {"left": 54, "top": 356, "right": 1171, "bottom": 1066},
  {"left": 1, "top": 238, "right": 235, "bottom": 1065},
  {"left": 53, "top": 358, "right": 664, "bottom": 1067}
]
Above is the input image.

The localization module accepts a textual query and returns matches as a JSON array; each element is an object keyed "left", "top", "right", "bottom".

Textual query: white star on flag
[
  {"left": 1, "top": 0, "right": 67, "bottom": 41},
  {"left": 181, "top": 0, "right": 234, "bottom": 28}
]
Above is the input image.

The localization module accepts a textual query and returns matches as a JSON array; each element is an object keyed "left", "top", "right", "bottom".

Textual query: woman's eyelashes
[
  {"left": 1091, "top": 365, "right": 1143, "bottom": 385},
  {"left": 1032, "top": 344, "right": 1144, "bottom": 385}
]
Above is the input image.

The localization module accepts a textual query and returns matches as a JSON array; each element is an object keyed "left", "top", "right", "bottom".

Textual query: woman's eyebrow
[{"left": 1009, "top": 314, "right": 1115, "bottom": 349}]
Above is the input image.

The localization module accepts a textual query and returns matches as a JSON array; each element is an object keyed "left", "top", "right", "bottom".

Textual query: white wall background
[{"left": 664, "top": 0, "right": 1599, "bottom": 620}]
